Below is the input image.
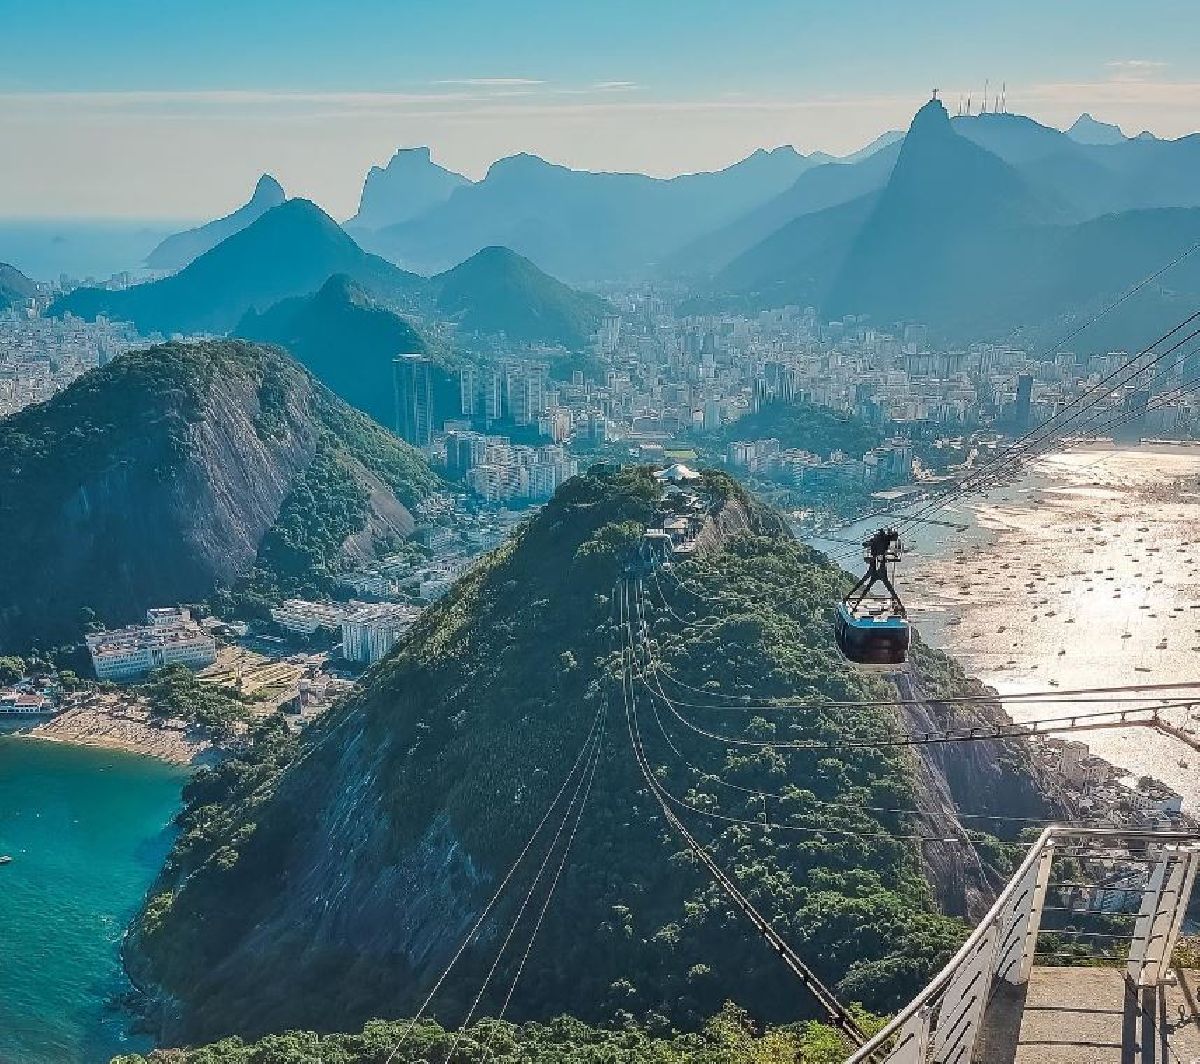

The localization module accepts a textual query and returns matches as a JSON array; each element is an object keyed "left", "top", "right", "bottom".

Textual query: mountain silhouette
[
  {"left": 1067, "top": 112, "right": 1127, "bottom": 146},
  {"left": 237, "top": 274, "right": 432, "bottom": 430},
  {"left": 362, "top": 148, "right": 818, "bottom": 280},
  {"left": 145, "top": 174, "right": 286, "bottom": 272},
  {"left": 432, "top": 244, "right": 611, "bottom": 347},
  {"left": 348, "top": 147, "right": 470, "bottom": 231},
  {"left": 50, "top": 199, "right": 424, "bottom": 335},
  {"left": 823, "top": 98, "right": 1052, "bottom": 320},
  {"left": 676, "top": 142, "right": 900, "bottom": 276}
]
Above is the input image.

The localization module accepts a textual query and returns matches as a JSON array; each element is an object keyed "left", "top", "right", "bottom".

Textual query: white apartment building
[
  {"left": 270, "top": 598, "right": 350, "bottom": 635},
  {"left": 86, "top": 608, "right": 217, "bottom": 682},
  {"left": 341, "top": 603, "right": 421, "bottom": 664}
]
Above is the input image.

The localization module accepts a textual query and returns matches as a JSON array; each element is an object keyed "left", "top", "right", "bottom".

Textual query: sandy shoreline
[{"left": 15, "top": 700, "right": 213, "bottom": 766}]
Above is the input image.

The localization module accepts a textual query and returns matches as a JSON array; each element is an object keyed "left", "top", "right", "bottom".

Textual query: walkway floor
[{"left": 975, "top": 966, "right": 1200, "bottom": 1063}]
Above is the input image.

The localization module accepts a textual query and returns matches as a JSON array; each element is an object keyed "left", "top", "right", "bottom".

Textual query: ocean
[
  {"left": 0, "top": 735, "right": 185, "bottom": 1064},
  {"left": 0, "top": 220, "right": 191, "bottom": 283},
  {"left": 814, "top": 445, "right": 1200, "bottom": 812}
]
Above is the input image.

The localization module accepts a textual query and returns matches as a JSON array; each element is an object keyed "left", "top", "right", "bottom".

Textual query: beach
[{"left": 20, "top": 693, "right": 213, "bottom": 765}]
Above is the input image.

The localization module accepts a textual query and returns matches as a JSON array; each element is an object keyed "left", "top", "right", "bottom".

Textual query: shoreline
[{"left": 6, "top": 700, "right": 215, "bottom": 766}]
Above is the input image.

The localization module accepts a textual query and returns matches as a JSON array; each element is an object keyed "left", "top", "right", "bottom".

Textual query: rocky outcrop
[{"left": 0, "top": 340, "right": 436, "bottom": 650}]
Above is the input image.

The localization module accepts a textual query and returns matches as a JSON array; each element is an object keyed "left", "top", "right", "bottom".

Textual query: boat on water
[{"left": 0, "top": 855, "right": 11, "bottom": 865}]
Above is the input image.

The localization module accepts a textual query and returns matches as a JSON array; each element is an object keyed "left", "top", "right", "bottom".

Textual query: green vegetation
[
  {"left": 0, "top": 262, "right": 37, "bottom": 312},
  {"left": 0, "top": 338, "right": 438, "bottom": 649},
  {"left": 127, "top": 467, "right": 974, "bottom": 1043},
  {"left": 244, "top": 444, "right": 370, "bottom": 598},
  {"left": 141, "top": 664, "right": 251, "bottom": 734},
  {"left": 148, "top": 714, "right": 299, "bottom": 893},
  {"left": 0, "top": 656, "right": 25, "bottom": 685},
  {"left": 112, "top": 1003, "right": 878, "bottom": 1063},
  {"left": 702, "top": 401, "right": 883, "bottom": 460},
  {"left": 311, "top": 387, "right": 440, "bottom": 509},
  {"left": 432, "top": 245, "right": 611, "bottom": 348},
  {"left": 236, "top": 274, "right": 439, "bottom": 433}
]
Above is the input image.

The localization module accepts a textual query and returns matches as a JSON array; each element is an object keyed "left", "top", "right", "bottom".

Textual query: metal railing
[{"left": 845, "top": 825, "right": 1200, "bottom": 1063}]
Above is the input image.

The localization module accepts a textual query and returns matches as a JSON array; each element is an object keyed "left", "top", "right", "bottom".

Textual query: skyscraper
[
  {"left": 1014, "top": 373, "right": 1033, "bottom": 429},
  {"left": 393, "top": 353, "right": 432, "bottom": 447}
]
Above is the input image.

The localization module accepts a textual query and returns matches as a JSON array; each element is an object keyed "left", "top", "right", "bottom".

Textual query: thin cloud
[
  {"left": 432, "top": 78, "right": 545, "bottom": 87},
  {"left": 1105, "top": 59, "right": 1169, "bottom": 82},
  {"left": 592, "top": 81, "right": 638, "bottom": 92}
]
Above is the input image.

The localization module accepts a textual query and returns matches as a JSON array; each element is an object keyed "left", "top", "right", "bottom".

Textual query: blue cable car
[{"left": 835, "top": 527, "right": 910, "bottom": 668}]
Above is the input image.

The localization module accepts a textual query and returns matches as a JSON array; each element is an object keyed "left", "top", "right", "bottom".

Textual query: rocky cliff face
[{"left": 0, "top": 340, "right": 436, "bottom": 650}]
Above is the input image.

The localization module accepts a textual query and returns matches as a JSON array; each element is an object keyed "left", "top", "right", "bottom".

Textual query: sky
[{"left": 2, "top": 0, "right": 1200, "bottom": 221}]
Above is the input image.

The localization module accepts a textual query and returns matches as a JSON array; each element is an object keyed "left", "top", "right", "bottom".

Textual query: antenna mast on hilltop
[{"left": 1000, "top": 81, "right": 1007, "bottom": 113}]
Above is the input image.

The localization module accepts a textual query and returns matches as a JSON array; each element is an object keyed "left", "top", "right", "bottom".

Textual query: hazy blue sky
[{"left": 2, "top": 0, "right": 1199, "bottom": 219}]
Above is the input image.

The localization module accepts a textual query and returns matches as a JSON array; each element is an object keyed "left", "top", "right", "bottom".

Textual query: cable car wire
[
  {"left": 380, "top": 701, "right": 607, "bottom": 1064},
  {"left": 615, "top": 581, "right": 869, "bottom": 1045}
]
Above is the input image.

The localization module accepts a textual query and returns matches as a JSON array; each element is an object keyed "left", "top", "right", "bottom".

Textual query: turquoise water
[{"left": 0, "top": 735, "right": 185, "bottom": 1064}]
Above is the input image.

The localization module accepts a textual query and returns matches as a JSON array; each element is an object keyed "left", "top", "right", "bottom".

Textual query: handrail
[{"left": 845, "top": 824, "right": 1200, "bottom": 1062}]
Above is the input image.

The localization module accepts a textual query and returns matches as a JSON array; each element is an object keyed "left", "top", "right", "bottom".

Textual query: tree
[{"left": 0, "top": 656, "right": 24, "bottom": 685}]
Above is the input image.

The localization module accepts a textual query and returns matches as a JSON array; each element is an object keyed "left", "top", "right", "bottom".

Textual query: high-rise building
[
  {"left": 393, "top": 353, "right": 433, "bottom": 446},
  {"left": 459, "top": 365, "right": 477, "bottom": 418},
  {"left": 1014, "top": 373, "right": 1033, "bottom": 429},
  {"left": 341, "top": 602, "right": 420, "bottom": 664}
]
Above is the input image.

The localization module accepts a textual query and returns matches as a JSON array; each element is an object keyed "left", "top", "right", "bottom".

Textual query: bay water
[{"left": 0, "top": 735, "right": 184, "bottom": 1064}]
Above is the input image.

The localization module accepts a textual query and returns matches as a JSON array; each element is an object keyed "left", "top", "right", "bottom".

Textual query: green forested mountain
[
  {"left": 432, "top": 245, "right": 611, "bottom": 347},
  {"left": 0, "top": 339, "right": 437, "bottom": 649},
  {"left": 47, "top": 200, "right": 425, "bottom": 335},
  {"left": 0, "top": 261, "right": 37, "bottom": 311},
  {"left": 125, "top": 466, "right": 1051, "bottom": 1047},
  {"left": 236, "top": 274, "right": 431, "bottom": 430},
  {"left": 145, "top": 174, "right": 287, "bottom": 273}
]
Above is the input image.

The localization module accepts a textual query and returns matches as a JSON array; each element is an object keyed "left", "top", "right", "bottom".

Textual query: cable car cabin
[
  {"left": 835, "top": 601, "right": 910, "bottom": 667},
  {"left": 835, "top": 526, "right": 911, "bottom": 669}
]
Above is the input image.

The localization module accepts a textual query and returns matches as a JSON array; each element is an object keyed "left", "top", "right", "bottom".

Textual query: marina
[{"left": 816, "top": 446, "right": 1200, "bottom": 812}]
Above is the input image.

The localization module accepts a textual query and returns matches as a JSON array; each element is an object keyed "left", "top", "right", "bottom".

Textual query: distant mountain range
[
  {"left": 347, "top": 147, "right": 469, "bottom": 231},
  {"left": 0, "top": 339, "right": 437, "bottom": 650},
  {"left": 48, "top": 199, "right": 424, "bottom": 335},
  {"left": 354, "top": 146, "right": 825, "bottom": 280},
  {"left": 42, "top": 108, "right": 1200, "bottom": 346},
  {"left": 1067, "top": 113, "right": 1127, "bottom": 145},
  {"left": 0, "top": 262, "right": 37, "bottom": 311},
  {"left": 701, "top": 100, "right": 1200, "bottom": 343},
  {"left": 145, "top": 175, "right": 286, "bottom": 272},
  {"left": 53, "top": 198, "right": 611, "bottom": 352}
]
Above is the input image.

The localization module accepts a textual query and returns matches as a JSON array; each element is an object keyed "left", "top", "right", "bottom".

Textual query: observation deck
[{"left": 846, "top": 826, "right": 1200, "bottom": 1063}]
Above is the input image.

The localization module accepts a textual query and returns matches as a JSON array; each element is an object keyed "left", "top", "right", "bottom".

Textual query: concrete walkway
[{"left": 975, "top": 967, "right": 1200, "bottom": 1063}]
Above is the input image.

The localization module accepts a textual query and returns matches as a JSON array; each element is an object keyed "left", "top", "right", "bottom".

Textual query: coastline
[{"left": 9, "top": 699, "right": 214, "bottom": 766}]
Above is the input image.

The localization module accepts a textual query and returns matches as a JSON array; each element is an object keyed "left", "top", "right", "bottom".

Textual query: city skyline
[{"left": 3, "top": 0, "right": 1200, "bottom": 218}]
